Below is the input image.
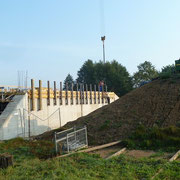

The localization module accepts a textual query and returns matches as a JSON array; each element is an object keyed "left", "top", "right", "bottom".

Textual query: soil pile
[{"left": 64, "top": 78, "right": 180, "bottom": 145}]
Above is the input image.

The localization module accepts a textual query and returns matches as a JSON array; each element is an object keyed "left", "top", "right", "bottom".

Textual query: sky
[{"left": 0, "top": 0, "right": 180, "bottom": 86}]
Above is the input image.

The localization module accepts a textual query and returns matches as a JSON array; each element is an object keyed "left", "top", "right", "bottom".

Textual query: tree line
[{"left": 63, "top": 60, "right": 174, "bottom": 97}]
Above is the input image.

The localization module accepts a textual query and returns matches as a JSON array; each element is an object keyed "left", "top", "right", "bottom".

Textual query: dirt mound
[{"left": 64, "top": 78, "right": 180, "bottom": 145}]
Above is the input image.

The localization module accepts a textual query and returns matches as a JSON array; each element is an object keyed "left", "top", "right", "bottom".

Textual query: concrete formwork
[{"left": 0, "top": 81, "right": 118, "bottom": 140}]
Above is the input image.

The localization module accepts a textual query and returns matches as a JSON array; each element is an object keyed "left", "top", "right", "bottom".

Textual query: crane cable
[{"left": 99, "top": 0, "right": 106, "bottom": 64}]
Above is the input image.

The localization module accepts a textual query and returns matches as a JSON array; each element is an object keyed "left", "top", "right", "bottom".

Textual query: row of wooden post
[{"left": 31, "top": 79, "right": 108, "bottom": 111}]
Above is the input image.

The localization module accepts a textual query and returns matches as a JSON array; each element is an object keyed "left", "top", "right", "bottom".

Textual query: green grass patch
[
  {"left": 0, "top": 138, "right": 55, "bottom": 161},
  {"left": 0, "top": 138, "right": 180, "bottom": 179},
  {"left": 1, "top": 152, "right": 179, "bottom": 180},
  {"left": 122, "top": 126, "right": 180, "bottom": 152}
]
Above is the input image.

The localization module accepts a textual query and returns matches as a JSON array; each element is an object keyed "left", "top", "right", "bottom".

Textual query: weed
[
  {"left": 122, "top": 126, "right": 180, "bottom": 152},
  {"left": 99, "top": 120, "right": 111, "bottom": 131}
]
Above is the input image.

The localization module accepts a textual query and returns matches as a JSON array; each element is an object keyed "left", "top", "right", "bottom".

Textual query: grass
[
  {"left": 0, "top": 137, "right": 179, "bottom": 179},
  {"left": 0, "top": 152, "right": 179, "bottom": 180},
  {"left": 122, "top": 126, "right": 180, "bottom": 152}
]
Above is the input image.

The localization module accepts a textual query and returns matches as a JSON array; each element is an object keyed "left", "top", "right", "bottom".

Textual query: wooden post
[
  {"left": 47, "top": 81, "right": 50, "bottom": 106},
  {"left": 80, "top": 84, "right": 82, "bottom": 104},
  {"left": 31, "top": 79, "right": 35, "bottom": 111},
  {"left": 86, "top": 84, "right": 88, "bottom": 104},
  {"left": 102, "top": 84, "right": 104, "bottom": 104},
  {"left": 39, "top": 80, "right": 42, "bottom": 110},
  {"left": 54, "top": 81, "right": 57, "bottom": 105},
  {"left": 76, "top": 83, "right": 78, "bottom": 104},
  {"left": 82, "top": 84, "right": 84, "bottom": 104},
  {"left": 94, "top": 84, "right": 96, "bottom": 104},
  {"left": 0, "top": 154, "right": 13, "bottom": 169},
  {"left": 66, "top": 83, "right": 68, "bottom": 105},
  {"left": 98, "top": 85, "right": 100, "bottom": 104},
  {"left": 71, "top": 83, "right": 73, "bottom": 105},
  {"left": 60, "top": 82, "right": 62, "bottom": 105},
  {"left": 90, "top": 84, "right": 92, "bottom": 104},
  {"left": 105, "top": 85, "right": 108, "bottom": 103}
]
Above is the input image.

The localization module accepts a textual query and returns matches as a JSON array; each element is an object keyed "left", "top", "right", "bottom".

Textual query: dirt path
[{"left": 89, "top": 145, "right": 122, "bottom": 158}]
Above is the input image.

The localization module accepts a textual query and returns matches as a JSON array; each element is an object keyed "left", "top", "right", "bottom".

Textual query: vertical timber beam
[
  {"left": 66, "top": 83, "right": 68, "bottom": 105},
  {"left": 39, "top": 80, "right": 42, "bottom": 110},
  {"left": 76, "top": 83, "right": 78, "bottom": 104},
  {"left": 71, "top": 83, "right": 73, "bottom": 105},
  {"left": 86, "top": 84, "right": 88, "bottom": 104},
  {"left": 54, "top": 81, "right": 57, "bottom": 105},
  {"left": 47, "top": 81, "right": 50, "bottom": 106},
  {"left": 80, "top": 84, "right": 82, "bottom": 104},
  {"left": 105, "top": 85, "right": 108, "bottom": 103},
  {"left": 102, "top": 84, "right": 104, "bottom": 104},
  {"left": 31, "top": 79, "right": 35, "bottom": 111},
  {"left": 60, "top": 82, "right": 62, "bottom": 105},
  {"left": 90, "top": 84, "right": 92, "bottom": 104},
  {"left": 94, "top": 84, "right": 96, "bottom": 104},
  {"left": 82, "top": 84, "right": 84, "bottom": 104},
  {"left": 98, "top": 85, "right": 100, "bottom": 104}
]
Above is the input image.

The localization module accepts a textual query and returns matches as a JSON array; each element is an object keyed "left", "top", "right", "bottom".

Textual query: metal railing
[{"left": 54, "top": 126, "right": 88, "bottom": 154}]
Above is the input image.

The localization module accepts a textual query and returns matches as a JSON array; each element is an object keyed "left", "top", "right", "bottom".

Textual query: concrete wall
[
  {"left": 0, "top": 92, "right": 118, "bottom": 140},
  {"left": 0, "top": 94, "right": 29, "bottom": 140}
]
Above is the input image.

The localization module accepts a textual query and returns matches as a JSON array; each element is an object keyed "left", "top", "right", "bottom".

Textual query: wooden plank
[
  {"left": 57, "top": 141, "right": 121, "bottom": 158},
  {"left": 80, "top": 141, "right": 121, "bottom": 153},
  {"left": 169, "top": 150, "right": 180, "bottom": 162},
  {"left": 106, "top": 148, "right": 126, "bottom": 159}
]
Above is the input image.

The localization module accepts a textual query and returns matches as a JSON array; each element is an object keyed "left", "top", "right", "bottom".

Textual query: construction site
[
  {"left": 0, "top": 1, "right": 180, "bottom": 179},
  {"left": 0, "top": 71, "right": 180, "bottom": 179}
]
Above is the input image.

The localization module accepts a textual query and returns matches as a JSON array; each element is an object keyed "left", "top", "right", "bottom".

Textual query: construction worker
[{"left": 99, "top": 80, "right": 104, "bottom": 92}]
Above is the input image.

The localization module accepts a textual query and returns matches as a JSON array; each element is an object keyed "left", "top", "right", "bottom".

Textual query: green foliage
[
  {"left": 133, "top": 61, "right": 159, "bottom": 87},
  {"left": 1, "top": 151, "right": 179, "bottom": 180},
  {"left": 63, "top": 73, "right": 74, "bottom": 90},
  {"left": 0, "top": 139, "right": 180, "bottom": 179},
  {"left": 0, "top": 138, "right": 55, "bottom": 161},
  {"left": 29, "top": 140, "right": 55, "bottom": 159},
  {"left": 159, "top": 72, "right": 172, "bottom": 79},
  {"left": 161, "top": 64, "right": 175, "bottom": 74},
  {"left": 122, "top": 126, "right": 180, "bottom": 152},
  {"left": 159, "top": 64, "right": 176, "bottom": 80},
  {"left": 77, "top": 60, "right": 133, "bottom": 96}
]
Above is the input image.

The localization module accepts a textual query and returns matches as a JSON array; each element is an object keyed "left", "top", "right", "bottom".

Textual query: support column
[
  {"left": 47, "top": 81, "right": 50, "bottom": 106},
  {"left": 39, "top": 80, "right": 42, "bottom": 110},
  {"left": 54, "top": 81, "right": 57, "bottom": 105},
  {"left": 82, "top": 84, "right": 84, "bottom": 104},
  {"left": 90, "top": 84, "right": 92, "bottom": 104},
  {"left": 86, "top": 84, "right": 88, "bottom": 104},
  {"left": 102, "top": 84, "right": 104, "bottom": 104},
  {"left": 66, "top": 83, "right": 68, "bottom": 105},
  {"left": 60, "top": 82, "right": 62, "bottom": 105},
  {"left": 76, "top": 83, "right": 79, "bottom": 104},
  {"left": 71, "top": 83, "right": 73, "bottom": 105},
  {"left": 94, "top": 84, "right": 96, "bottom": 104},
  {"left": 98, "top": 85, "right": 100, "bottom": 104},
  {"left": 31, "top": 79, "right": 35, "bottom": 111},
  {"left": 80, "top": 84, "right": 82, "bottom": 104}
]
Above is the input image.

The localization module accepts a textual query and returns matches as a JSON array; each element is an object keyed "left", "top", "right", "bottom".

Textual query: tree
[
  {"left": 161, "top": 64, "right": 175, "bottom": 74},
  {"left": 133, "top": 61, "right": 158, "bottom": 87},
  {"left": 77, "top": 60, "right": 95, "bottom": 84},
  {"left": 76, "top": 60, "right": 133, "bottom": 96},
  {"left": 63, "top": 74, "right": 74, "bottom": 90}
]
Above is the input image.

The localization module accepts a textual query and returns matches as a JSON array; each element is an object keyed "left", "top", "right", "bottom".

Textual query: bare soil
[
  {"left": 125, "top": 150, "right": 155, "bottom": 158},
  {"left": 89, "top": 145, "right": 122, "bottom": 158}
]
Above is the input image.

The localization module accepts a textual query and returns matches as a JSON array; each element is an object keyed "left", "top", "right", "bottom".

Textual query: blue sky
[{"left": 0, "top": 0, "right": 180, "bottom": 86}]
